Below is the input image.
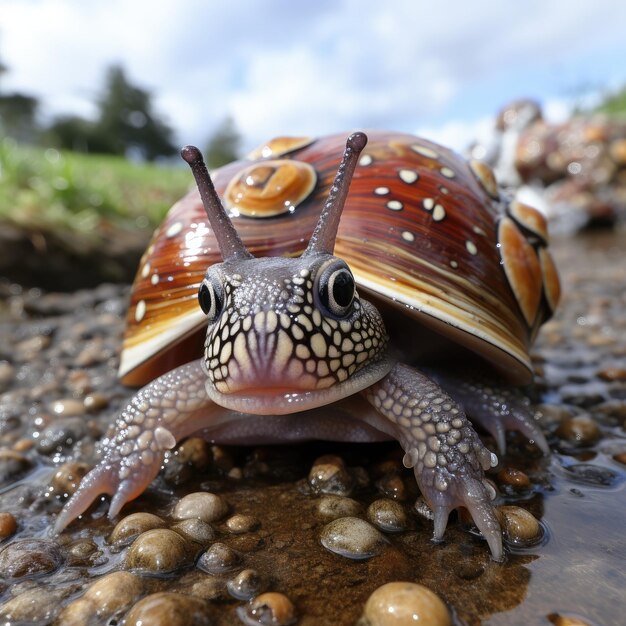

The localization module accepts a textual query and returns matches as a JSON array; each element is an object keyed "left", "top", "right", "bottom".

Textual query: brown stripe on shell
[
  {"left": 538, "top": 247, "right": 561, "bottom": 313},
  {"left": 508, "top": 200, "right": 549, "bottom": 244},
  {"left": 498, "top": 217, "right": 542, "bottom": 327}
]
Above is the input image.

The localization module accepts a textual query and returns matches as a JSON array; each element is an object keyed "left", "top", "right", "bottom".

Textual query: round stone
[
  {"left": 308, "top": 455, "right": 353, "bottom": 495},
  {"left": 496, "top": 467, "right": 531, "bottom": 492},
  {"left": 109, "top": 513, "right": 167, "bottom": 546},
  {"left": 173, "top": 492, "right": 229, "bottom": 523},
  {"left": 366, "top": 499, "right": 408, "bottom": 532},
  {"left": 124, "top": 592, "right": 211, "bottom": 626},
  {"left": 320, "top": 517, "right": 387, "bottom": 560},
  {"left": 225, "top": 514, "right": 260, "bottom": 534},
  {"left": 0, "top": 512, "right": 17, "bottom": 539},
  {"left": 556, "top": 416, "right": 601, "bottom": 446},
  {"left": 0, "top": 539, "right": 63, "bottom": 578},
  {"left": 317, "top": 495, "right": 363, "bottom": 520},
  {"left": 125, "top": 529, "right": 191, "bottom": 574},
  {"left": 171, "top": 518, "right": 216, "bottom": 545},
  {"left": 196, "top": 542, "right": 241, "bottom": 574},
  {"left": 83, "top": 392, "right": 109, "bottom": 412},
  {"left": 361, "top": 581, "right": 451, "bottom": 626},
  {"left": 496, "top": 506, "right": 543, "bottom": 545},
  {"left": 50, "top": 462, "right": 91, "bottom": 497},
  {"left": 0, "top": 450, "right": 32, "bottom": 485},
  {"left": 226, "top": 568, "right": 264, "bottom": 600},
  {"left": 238, "top": 592, "right": 297, "bottom": 626},
  {"left": 0, "top": 587, "right": 65, "bottom": 623},
  {"left": 50, "top": 398, "right": 85, "bottom": 417}
]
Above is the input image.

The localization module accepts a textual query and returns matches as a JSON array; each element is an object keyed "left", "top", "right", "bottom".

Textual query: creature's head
[{"left": 182, "top": 133, "right": 391, "bottom": 415}]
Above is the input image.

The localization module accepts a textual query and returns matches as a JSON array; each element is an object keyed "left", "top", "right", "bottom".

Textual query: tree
[
  {"left": 204, "top": 117, "right": 241, "bottom": 168},
  {"left": 93, "top": 65, "right": 177, "bottom": 160},
  {"left": 0, "top": 55, "right": 39, "bottom": 142}
]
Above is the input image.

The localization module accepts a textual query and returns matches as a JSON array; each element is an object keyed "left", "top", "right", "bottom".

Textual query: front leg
[
  {"left": 54, "top": 360, "right": 217, "bottom": 532},
  {"left": 363, "top": 364, "right": 503, "bottom": 560}
]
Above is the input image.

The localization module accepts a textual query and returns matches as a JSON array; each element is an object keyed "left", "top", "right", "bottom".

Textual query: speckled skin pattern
[{"left": 55, "top": 133, "right": 553, "bottom": 561}]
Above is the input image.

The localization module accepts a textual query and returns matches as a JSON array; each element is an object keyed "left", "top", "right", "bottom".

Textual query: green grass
[{"left": 0, "top": 138, "right": 191, "bottom": 245}]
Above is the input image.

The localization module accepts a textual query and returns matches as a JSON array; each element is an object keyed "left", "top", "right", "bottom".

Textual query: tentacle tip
[
  {"left": 181, "top": 145, "right": 203, "bottom": 165},
  {"left": 348, "top": 131, "right": 368, "bottom": 152}
]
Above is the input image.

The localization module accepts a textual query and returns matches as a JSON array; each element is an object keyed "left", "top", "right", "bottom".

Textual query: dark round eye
[
  {"left": 318, "top": 263, "right": 356, "bottom": 318},
  {"left": 198, "top": 277, "right": 223, "bottom": 321}
]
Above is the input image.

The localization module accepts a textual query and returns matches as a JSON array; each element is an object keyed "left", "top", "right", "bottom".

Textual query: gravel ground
[{"left": 0, "top": 229, "right": 624, "bottom": 626}]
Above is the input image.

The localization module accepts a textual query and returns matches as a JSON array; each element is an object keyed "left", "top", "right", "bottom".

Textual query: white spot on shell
[
  {"left": 473, "top": 226, "right": 487, "bottom": 236},
  {"left": 466, "top": 241, "right": 478, "bottom": 255},
  {"left": 399, "top": 169, "right": 419, "bottom": 184},
  {"left": 401, "top": 231, "right": 415, "bottom": 242},
  {"left": 151, "top": 273, "right": 159, "bottom": 285},
  {"left": 141, "top": 262, "right": 151, "bottom": 278},
  {"left": 432, "top": 204, "right": 446, "bottom": 221},
  {"left": 422, "top": 198, "right": 434, "bottom": 211},
  {"left": 374, "top": 186, "right": 390, "bottom": 196},
  {"left": 411, "top": 145, "right": 439, "bottom": 159},
  {"left": 440, "top": 166, "right": 455, "bottom": 179},
  {"left": 386, "top": 200, "right": 403, "bottom": 211},
  {"left": 135, "top": 300, "right": 146, "bottom": 322},
  {"left": 359, "top": 154, "right": 373, "bottom": 166},
  {"left": 166, "top": 221, "right": 183, "bottom": 238},
  {"left": 450, "top": 260, "right": 459, "bottom": 269}
]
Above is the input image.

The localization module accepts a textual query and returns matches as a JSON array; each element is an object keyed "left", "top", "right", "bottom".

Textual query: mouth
[{"left": 204, "top": 354, "right": 394, "bottom": 415}]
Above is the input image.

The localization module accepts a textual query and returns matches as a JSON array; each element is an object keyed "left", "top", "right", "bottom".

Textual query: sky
[{"left": 1, "top": 0, "right": 625, "bottom": 153}]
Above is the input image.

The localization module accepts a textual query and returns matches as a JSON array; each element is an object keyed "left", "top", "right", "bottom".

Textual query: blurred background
[{"left": 1, "top": 0, "right": 626, "bottom": 288}]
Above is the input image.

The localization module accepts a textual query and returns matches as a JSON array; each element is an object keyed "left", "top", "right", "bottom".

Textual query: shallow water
[{"left": 0, "top": 230, "right": 624, "bottom": 625}]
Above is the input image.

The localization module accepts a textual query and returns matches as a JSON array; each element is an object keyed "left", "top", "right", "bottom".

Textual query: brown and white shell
[{"left": 120, "top": 132, "right": 560, "bottom": 386}]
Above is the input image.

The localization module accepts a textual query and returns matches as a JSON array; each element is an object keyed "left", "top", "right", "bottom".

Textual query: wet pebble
[
  {"left": 536, "top": 404, "right": 575, "bottom": 428},
  {"left": 375, "top": 473, "right": 407, "bottom": 501},
  {"left": 172, "top": 518, "right": 216, "bottom": 545},
  {"left": 225, "top": 513, "right": 259, "bottom": 534},
  {"left": 196, "top": 541, "right": 241, "bottom": 573},
  {"left": 0, "top": 450, "right": 32, "bottom": 485},
  {"left": 612, "top": 451, "right": 626, "bottom": 465},
  {"left": 50, "top": 462, "right": 91, "bottom": 496},
  {"left": 15, "top": 334, "right": 51, "bottom": 359},
  {"left": 227, "top": 568, "right": 264, "bottom": 600},
  {"left": 50, "top": 398, "right": 85, "bottom": 418},
  {"left": 83, "top": 392, "right": 109, "bottom": 412},
  {"left": 359, "top": 581, "right": 451, "bottom": 626},
  {"left": 496, "top": 506, "right": 543, "bottom": 546},
  {"left": 125, "top": 529, "right": 191, "bottom": 574},
  {"left": 496, "top": 467, "right": 531, "bottom": 493},
  {"left": 548, "top": 613, "right": 594, "bottom": 626},
  {"left": 66, "top": 538, "right": 101, "bottom": 567},
  {"left": 124, "top": 592, "right": 211, "bottom": 626},
  {"left": 37, "top": 417, "right": 88, "bottom": 454},
  {"left": 0, "top": 512, "right": 17, "bottom": 539},
  {"left": 0, "top": 587, "right": 66, "bottom": 624},
  {"left": 317, "top": 494, "right": 363, "bottom": 520},
  {"left": 367, "top": 499, "right": 408, "bottom": 532},
  {"left": 238, "top": 592, "right": 297, "bottom": 626},
  {"left": 191, "top": 576, "right": 225, "bottom": 600},
  {"left": 109, "top": 512, "right": 167, "bottom": 546},
  {"left": 56, "top": 571, "right": 144, "bottom": 625},
  {"left": 564, "top": 463, "right": 619, "bottom": 487},
  {"left": 597, "top": 366, "right": 626, "bottom": 382},
  {"left": 0, "top": 361, "right": 15, "bottom": 387},
  {"left": 173, "top": 491, "right": 229, "bottom": 523},
  {"left": 309, "top": 454, "right": 354, "bottom": 495},
  {"left": 320, "top": 516, "right": 387, "bottom": 559},
  {"left": 556, "top": 416, "right": 601, "bottom": 446},
  {"left": 0, "top": 539, "right": 64, "bottom": 578}
]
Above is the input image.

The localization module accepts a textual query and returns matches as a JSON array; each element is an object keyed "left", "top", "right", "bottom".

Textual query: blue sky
[{"left": 1, "top": 0, "right": 625, "bottom": 152}]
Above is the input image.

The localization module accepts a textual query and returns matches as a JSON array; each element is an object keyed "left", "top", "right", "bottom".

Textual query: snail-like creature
[{"left": 55, "top": 131, "right": 560, "bottom": 561}]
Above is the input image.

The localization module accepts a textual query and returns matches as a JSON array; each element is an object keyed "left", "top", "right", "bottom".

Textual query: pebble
[
  {"left": 225, "top": 513, "right": 260, "bottom": 534},
  {"left": 237, "top": 592, "right": 297, "bottom": 626},
  {"left": 309, "top": 454, "right": 354, "bottom": 495},
  {"left": 50, "top": 462, "right": 91, "bottom": 496},
  {"left": 124, "top": 592, "right": 211, "bottom": 626},
  {"left": 367, "top": 499, "right": 408, "bottom": 532},
  {"left": 109, "top": 512, "right": 167, "bottom": 546},
  {"left": 0, "top": 512, "right": 17, "bottom": 539},
  {"left": 50, "top": 398, "right": 85, "bottom": 418},
  {"left": 227, "top": 568, "right": 264, "bottom": 600},
  {"left": 536, "top": 404, "right": 575, "bottom": 428},
  {"left": 191, "top": 576, "right": 225, "bottom": 600},
  {"left": 56, "top": 571, "right": 144, "bottom": 624},
  {"left": 496, "top": 506, "right": 543, "bottom": 545},
  {"left": 317, "top": 495, "right": 363, "bottom": 520},
  {"left": 171, "top": 518, "right": 216, "bottom": 545},
  {"left": 320, "top": 517, "right": 387, "bottom": 559},
  {"left": 496, "top": 467, "right": 531, "bottom": 492},
  {"left": 36, "top": 417, "right": 88, "bottom": 454},
  {"left": 66, "top": 538, "right": 102, "bottom": 567},
  {"left": 0, "top": 587, "right": 66, "bottom": 624},
  {"left": 556, "top": 416, "right": 601, "bottom": 446},
  {"left": 375, "top": 473, "right": 407, "bottom": 500},
  {"left": 83, "top": 392, "right": 109, "bottom": 412},
  {"left": 15, "top": 334, "right": 51, "bottom": 359},
  {"left": 0, "top": 450, "right": 32, "bottom": 485},
  {"left": 360, "top": 581, "right": 451, "bottom": 626},
  {"left": 597, "top": 366, "right": 626, "bottom": 382},
  {"left": 0, "top": 538, "right": 64, "bottom": 578},
  {"left": 125, "top": 529, "right": 191, "bottom": 573},
  {"left": 613, "top": 451, "right": 626, "bottom": 465},
  {"left": 0, "top": 361, "right": 15, "bottom": 386},
  {"left": 196, "top": 542, "right": 241, "bottom": 574},
  {"left": 564, "top": 463, "right": 619, "bottom": 487},
  {"left": 547, "top": 613, "right": 594, "bottom": 626},
  {"left": 173, "top": 491, "right": 229, "bottom": 523}
]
